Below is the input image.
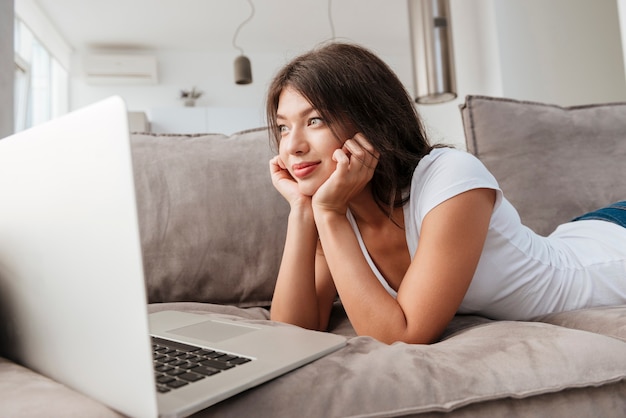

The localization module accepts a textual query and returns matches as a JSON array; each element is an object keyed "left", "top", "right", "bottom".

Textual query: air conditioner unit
[{"left": 83, "top": 54, "right": 158, "bottom": 85}]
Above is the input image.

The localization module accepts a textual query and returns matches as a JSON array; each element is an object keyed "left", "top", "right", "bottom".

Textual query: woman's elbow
[
  {"left": 270, "top": 309, "right": 325, "bottom": 332},
  {"left": 356, "top": 326, "right": 442, "bottom": 345}
]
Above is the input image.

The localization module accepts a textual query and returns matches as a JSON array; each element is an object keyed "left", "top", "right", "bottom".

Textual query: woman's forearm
[
  {"left": 313, "top": 209, "right": 411, "bottom": 343},
  {"left": 270, "top": 204, "right": 323, "bottom": 329}
]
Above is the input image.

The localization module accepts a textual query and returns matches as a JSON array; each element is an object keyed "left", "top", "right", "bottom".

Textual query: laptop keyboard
[{"left": 152, "top": 336, "right": 252, "bottom": 393}]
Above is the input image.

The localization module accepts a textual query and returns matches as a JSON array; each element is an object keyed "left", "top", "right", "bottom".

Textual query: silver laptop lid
[{"left": 0, "top": 97, "right": 158, "bottom": 418}]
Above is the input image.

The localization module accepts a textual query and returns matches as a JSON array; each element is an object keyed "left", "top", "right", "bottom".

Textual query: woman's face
[{"left": 276, "top": 87, "right": 349, "bottom": 196}]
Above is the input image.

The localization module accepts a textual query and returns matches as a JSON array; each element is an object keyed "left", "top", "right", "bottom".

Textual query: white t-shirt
[{"left": 347, "top": 147, "right": 626, "bottom": 320}]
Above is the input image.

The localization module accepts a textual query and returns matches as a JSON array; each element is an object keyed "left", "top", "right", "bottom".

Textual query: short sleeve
[{"left": 409, "top": 148, "right": 502, "bottom": 227}]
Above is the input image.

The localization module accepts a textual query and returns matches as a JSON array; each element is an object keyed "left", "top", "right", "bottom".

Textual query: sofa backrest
[
  {"left": 460, "top": 95, "right": 626, "bottom": 236},
  {"left": 132, "top": 97, "right": 626, "bottom": 305},
  {"left": 130, "top": 128, "right": 288, "bottom": 307}
]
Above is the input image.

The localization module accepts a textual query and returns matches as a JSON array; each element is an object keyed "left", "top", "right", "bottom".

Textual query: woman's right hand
[{"left": 269, "top": 155, "right": 311, "bottom": 208}]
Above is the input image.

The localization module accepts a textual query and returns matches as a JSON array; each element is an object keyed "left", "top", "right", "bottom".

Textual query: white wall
[
  {"left": 416, "top": 0, "right": 503, "bottom": 147},
  {"left": 69, "top": 0, "right": 503, "bottom": 148},
  {"left": 70, "top": 49, "right": 415, "bottom": 115},
  {"left": 67, "top": 0, "right": 626, "bottom": 148},
  {"left": 71, "top": 51, "right": 280, "bottom": 112},
  {"left": 416, "top": 0, "right": 626, "bottom": 147},
  {"left": 494, "top": 0, "right": 626, "bottom": 105}
]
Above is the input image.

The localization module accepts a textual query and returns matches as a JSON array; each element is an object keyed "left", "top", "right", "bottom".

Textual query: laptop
[{"left": 0, "top": 96, "right": 346, "bottom": 418}]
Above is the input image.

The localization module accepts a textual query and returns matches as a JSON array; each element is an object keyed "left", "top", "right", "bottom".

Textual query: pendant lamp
[
  {"left": 233, "top": 0, "right": 254, "bottom": 85},
  {"left": 408, "top": 0, "right": 457, "bottom": 104},
  {"left": 234, "top": 55, "right": 252, "bottom": 85}
]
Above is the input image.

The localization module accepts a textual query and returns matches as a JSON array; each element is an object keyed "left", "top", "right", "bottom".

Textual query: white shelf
[{"left": 147, "top": 107, "right": 265, "bottom": 135}]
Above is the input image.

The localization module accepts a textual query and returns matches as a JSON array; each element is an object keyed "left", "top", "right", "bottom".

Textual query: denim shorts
[{"left": 571, "top": 201, "right": 626, "bottom": 229}]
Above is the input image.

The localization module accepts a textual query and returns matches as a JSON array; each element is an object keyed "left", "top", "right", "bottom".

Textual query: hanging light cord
[
  {"left": 328, "top": 0, "right": 336, "bottom": 40},
  {"left": 232, "top": 0, "right": 255, "bottom": 55}
]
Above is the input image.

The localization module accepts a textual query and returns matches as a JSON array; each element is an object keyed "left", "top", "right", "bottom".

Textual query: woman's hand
[
  {"left": 312, "top": 133, "right": 379, "bottom": 215},
  {"left": 269, "top": 155, "right": 311, "bottom": 208}
]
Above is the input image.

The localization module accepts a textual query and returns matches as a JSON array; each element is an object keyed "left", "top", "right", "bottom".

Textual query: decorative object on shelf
[
  {"left": 232, "top": 0, "right": 254, "bottom": 85},
  {"left": 180, "top": 87, "right": 203, "bottom": 107},
  {"left": 408, "top": 0, "right": 457, "bottom": 104}
]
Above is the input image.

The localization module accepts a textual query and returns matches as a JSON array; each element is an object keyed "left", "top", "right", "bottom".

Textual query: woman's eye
[
  {"left": 309, "top": 117, "right": 323, "bottom": 126},
  {"left": 278, "top": 125, "right": 289, "bottom": 134}
]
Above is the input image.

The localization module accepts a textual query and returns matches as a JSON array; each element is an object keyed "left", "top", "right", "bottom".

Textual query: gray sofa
[{"left": 1, "top": 95, "right": 625, "bottom": 417}]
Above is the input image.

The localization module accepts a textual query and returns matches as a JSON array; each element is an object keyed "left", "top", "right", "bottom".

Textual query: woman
[{"left": 266, "top": 42, "right": 626, "bottom": 345}]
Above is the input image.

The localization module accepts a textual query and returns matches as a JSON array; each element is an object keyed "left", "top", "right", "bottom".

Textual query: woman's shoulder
[
  {"left": 417, "top": 147, "right": 492, "bottom": 179},
  {"left": 408, "top": 146, "right": 501, "bottom": 216},
  {"left": 425, "top": 146, "right": 479, "bottom": 161}
]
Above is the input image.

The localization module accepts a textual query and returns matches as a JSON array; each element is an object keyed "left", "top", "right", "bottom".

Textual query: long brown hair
[{"left": 266, "top": 42, "right": 435, "bottom": 216}]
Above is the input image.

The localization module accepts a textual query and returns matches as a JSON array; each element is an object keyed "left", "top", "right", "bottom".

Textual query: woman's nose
[{"left": 283, "top": 128, "right": 309, "bottom": 155}]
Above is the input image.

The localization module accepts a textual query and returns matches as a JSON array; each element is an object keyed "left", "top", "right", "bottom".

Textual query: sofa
[{"left": 1, "top": 95, "right": 625, "bottom": 417}]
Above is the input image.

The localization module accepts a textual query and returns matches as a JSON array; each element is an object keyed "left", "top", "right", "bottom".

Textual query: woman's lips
[{"left": 292, "top": 162, "right": 320, "bottom": 179}]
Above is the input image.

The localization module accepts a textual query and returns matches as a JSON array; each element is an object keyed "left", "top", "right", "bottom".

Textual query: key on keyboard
[{"left": 151, "top": 336, "right": 252, "bottom": 393}]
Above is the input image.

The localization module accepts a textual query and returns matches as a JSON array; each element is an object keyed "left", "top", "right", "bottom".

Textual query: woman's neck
[{"left": 348, "top": 188, "right": 404, "bottom": 230}]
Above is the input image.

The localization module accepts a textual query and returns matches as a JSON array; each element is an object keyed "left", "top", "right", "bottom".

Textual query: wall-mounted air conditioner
[{"left": 83, "top": 54, "right": 158, "bottom": 85}]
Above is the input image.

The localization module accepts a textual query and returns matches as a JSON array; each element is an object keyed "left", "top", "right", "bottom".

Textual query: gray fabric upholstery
[
  {"left": 0, "top": 357, "right": 123, "bottom": 418},
  {"left": 460, "top": 95, "right": 626, "bottom": 236},
  {"left": 147, "top": 303, "right": 626, "bottom": 418},
  {"left": 535, "top": 305, "right": 626, "bottom": 341},
  {"left": 2, "top": 301, "right": 624, "bottom": 418},
  {"left": 131, "top": 129, "right": 289, "bottom": 307}
]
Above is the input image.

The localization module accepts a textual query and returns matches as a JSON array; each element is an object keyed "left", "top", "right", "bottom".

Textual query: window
[{"left": 14, "top": 17, "right": 69, "bottom": 132}]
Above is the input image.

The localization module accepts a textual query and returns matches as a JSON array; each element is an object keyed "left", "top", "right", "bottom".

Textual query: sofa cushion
[
  {"left": 534, "top": 305, "right": 626, "bottom": 342},
  {"left": 131, "top": 129, "right": 289, "bottom": 307},
  {"left": 0, "top": 357, "right": 123, "bottom": 418},
  {"left": 148, "top": 302, "right": 626, "bottom": 418},
  {"left": 460, "top": 95, "right": 626, "bottom": 236}
]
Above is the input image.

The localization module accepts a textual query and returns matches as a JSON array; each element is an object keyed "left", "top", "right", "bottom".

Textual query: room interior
[
  {"left": 2, "top": 0, "right": 626, "bottom": 143},
  {"left": 1, "top": 2, "right": 626, "bottom": 417}
]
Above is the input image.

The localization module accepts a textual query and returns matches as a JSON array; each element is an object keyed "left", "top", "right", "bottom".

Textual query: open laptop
[{"left": 0, "top": 96, "right": 346, "bottom": 418}]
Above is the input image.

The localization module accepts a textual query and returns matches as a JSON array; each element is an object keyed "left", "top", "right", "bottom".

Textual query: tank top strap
[{"left": 345, "top": 209, "right": 398, "bottom": 298}]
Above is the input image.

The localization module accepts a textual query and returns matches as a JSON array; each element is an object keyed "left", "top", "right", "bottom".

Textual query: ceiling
[{"left": 34, "top": 0, "right": 411, "bottom": 55}]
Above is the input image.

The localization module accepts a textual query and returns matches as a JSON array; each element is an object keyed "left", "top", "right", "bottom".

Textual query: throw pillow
[
  {"left": 131, "top": 129, "right": 288, "bottom": 307},
  {"left": 460, "top": 95, "right": 626, "bottom": 235}
]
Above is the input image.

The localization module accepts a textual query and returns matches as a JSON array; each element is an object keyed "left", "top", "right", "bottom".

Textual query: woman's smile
[{"left": 292, "top": 161, "right": 321, "bottom": 179}]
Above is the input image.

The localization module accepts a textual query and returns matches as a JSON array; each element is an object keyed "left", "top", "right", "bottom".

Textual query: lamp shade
[
  {"left": 408, "top": 0, "right": 456, "bottom": 104},
  {"left": 234, "top": 55, "right": 252, "bottom": 85}
]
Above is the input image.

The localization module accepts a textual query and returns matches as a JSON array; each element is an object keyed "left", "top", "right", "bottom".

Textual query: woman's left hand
[{"left": 312, "top": 133, "right": 380, "bottom": 214}]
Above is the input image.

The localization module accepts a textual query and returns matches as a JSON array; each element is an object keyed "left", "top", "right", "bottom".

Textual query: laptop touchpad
[{"left": 169, "top": 320, "right": 257, "bottom": 343}]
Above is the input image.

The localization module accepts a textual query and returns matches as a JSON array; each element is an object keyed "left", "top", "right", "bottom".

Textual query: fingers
[
  {"left": 269, "top": 155, "right": 303, "bottom": 204},
  {"left": 270, "top": 155, "right": 287, "bottom": 170},
  {"left": 342, "top": 133, "right": 379, "bottom": 171},
  {"left": 269, "top": 155, "right": 294, "bottom": 185}
]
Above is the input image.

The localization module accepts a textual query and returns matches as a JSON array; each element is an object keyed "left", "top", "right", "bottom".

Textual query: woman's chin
[{"left": 297, "top": 183, "right": 319, "bottom": 197}]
